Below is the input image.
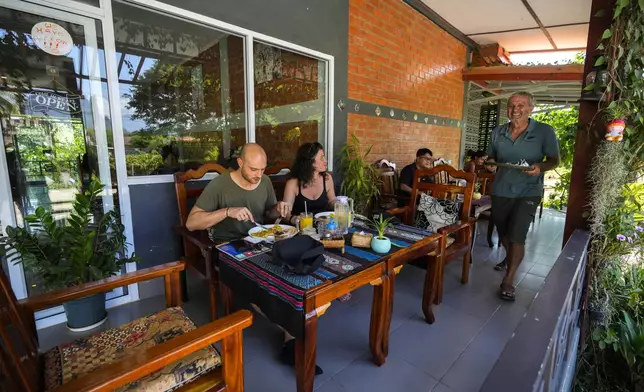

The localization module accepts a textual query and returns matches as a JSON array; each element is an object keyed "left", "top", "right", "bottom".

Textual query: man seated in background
[{"left": 398, "top": 148, "right": 437, "bottom": 194}]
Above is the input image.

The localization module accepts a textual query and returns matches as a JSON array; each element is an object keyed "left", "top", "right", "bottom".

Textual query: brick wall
[
  {"left": 347, "top": 0, "right": 467, "bottom": 167},
  {"left": 349, "top": 114, "right": 461, "bottom": 165}
]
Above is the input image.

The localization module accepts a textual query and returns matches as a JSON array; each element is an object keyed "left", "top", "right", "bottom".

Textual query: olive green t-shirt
[{"left": 195, "top": 173, "right": 277, "bottom": 242}]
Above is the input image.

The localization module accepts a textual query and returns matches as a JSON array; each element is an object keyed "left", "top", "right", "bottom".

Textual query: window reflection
[
  {"left": 254, "top": 42, "right": 326, "bottom": 167},
  {"left": 112, "top": 3, "right": 246, "bottom": 176}
]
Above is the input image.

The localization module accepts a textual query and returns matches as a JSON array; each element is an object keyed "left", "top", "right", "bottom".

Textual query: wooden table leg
[
  {"left": 295, "top": 315, "right": 318, "bottom": 392},
  {"left": 422, "top": 255, "right": 437, "bottom": 324},
  {"left": 382, "top": 271, "right": 395, "bottom": 357},
  {"left": 369, "top": 274, "right": 391, "bottom": 366},
  {"left": 220, "top": 281, "right": 234, "bottom": 316}
]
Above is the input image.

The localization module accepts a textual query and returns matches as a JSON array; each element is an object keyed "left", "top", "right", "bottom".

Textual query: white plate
[{"left": 248, "top": 224, "right": 297, "bottom": 241}]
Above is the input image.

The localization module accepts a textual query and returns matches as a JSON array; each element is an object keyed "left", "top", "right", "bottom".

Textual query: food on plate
[{"left": 251, "top": 225, "right": 295, "bottom": 238}]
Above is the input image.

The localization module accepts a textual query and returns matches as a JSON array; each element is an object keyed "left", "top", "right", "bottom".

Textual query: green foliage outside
[
  {"left": 532, "top": 107, "right": 578, "bottom": 210},
  {"left": 574, "top": 1, "right": 644, "bottom": 391},
  {"left": 0, "top": 180, "right": 137, "bottom": 291}
]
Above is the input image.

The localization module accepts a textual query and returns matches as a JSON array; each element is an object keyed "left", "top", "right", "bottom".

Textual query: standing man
[
  {"left": 486, "top": 92, "right": 559, "bottom": 301},
  {"left": 186, "top": 143, "right": 290, "bottom": 241},
  {"left": 399, "top": 148, "right": 437, "bottom": 194}
]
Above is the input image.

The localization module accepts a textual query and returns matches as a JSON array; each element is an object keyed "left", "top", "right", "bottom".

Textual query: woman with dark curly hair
[{"left": 283, "top": 142, "right": 337, "bottom": 225}]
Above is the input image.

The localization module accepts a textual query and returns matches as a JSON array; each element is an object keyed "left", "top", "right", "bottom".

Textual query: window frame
[{"left": 118, "top": 0, "right": 335, "bottom": 184}]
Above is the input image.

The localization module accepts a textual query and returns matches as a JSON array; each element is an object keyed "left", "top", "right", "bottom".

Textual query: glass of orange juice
[{"left": 299, "top": 212, "right": 313, "bottom": 231}]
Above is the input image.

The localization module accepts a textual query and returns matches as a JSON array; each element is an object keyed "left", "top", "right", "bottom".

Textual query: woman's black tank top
[{"left": 292, "top": 175, "right": 329, "bottom": 216}]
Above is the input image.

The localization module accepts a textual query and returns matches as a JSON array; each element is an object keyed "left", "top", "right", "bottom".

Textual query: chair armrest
[
  {"left": 438, "top": 217, "right": 477, "bottom": 235},
  {"left": 386, "top": 206, "right": 410, "bottom": 217},
  {"left": 174, "top": 225, "right": 215, "bottom": 251},
  {"left": 53, "top": 309, "right": 254, "bottom": 392},
  {"left": 20, "top": 261, "right": 185, "bottom": 312}
]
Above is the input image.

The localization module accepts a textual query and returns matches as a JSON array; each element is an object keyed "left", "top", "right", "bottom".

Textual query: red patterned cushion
[{"left": 43, "top": 307, "right": 221, "bottom": 391}]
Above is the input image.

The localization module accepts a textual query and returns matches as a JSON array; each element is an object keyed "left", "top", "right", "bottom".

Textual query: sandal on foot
[
  {"left": 499, "top": 285, "right": 516, "bottom": 301},
  {"left": 494, "top": 261, "right": 507, "bottom": 271},
  {"left": 338, "top": 293, "right": 352, "bottom": 302}
]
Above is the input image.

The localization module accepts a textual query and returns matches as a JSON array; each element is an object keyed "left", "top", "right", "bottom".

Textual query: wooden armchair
[
  {"left": 174, "top": 163, "right": 231, "bottom": 321},
  {"left": 375, "top": 164, "right": 409, "bottom": 210},
  {"left": 387, "top": 165, "right": 476, "bottom": 304},
  {"left": 0, "top": 260, "right": 252, "bottom": 392}
]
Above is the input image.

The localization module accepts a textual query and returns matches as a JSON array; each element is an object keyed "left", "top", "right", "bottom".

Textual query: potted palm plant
[
  {"left": 370, "top": 214, "right": 394, "bottom": 253},
  {"left": 0, "top": 180, "right": 137, "bottom": 331},
  {"left": 340, "top": 134, "right": 381, "bottom": 215}
]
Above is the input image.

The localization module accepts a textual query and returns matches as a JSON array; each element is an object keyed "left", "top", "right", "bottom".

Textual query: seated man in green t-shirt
[
  {"left": 185, "top": 143, "right": 324, "bottom": 375},
  {"left": 185, "top": 143, "right": 290, "bottom": 241}
]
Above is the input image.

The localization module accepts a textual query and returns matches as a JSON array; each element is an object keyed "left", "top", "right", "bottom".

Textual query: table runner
[
  {"left": 217, "top": 221, "right": 433, "bottom": 338},
  {"left": 218, "top": 221, "right": 432, "bottom": 311}
]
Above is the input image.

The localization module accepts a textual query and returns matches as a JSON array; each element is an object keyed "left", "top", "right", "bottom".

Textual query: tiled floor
[{"left": 38, "top": 209, "right": 566, "bottom": 392}]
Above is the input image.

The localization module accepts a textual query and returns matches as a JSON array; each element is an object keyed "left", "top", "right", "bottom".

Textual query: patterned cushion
[
  {"left": 43, "top": 307, "right": 221, "bottom": 392},
  {"left": 414, "top": 193, "right": 461, "bottom": 233}
]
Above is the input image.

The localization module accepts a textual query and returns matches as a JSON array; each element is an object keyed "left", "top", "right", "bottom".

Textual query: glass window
[
  {"left": 112, "top": 3, "right": 246, "bottom": 176},
  {"left": 253, "top": 42, "right": 327, "bottom": 168},
  {"left": 0, "top": 9, "right": 123, "bottom": 301}
]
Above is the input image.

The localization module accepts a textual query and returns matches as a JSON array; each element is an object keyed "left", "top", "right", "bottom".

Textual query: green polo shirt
[{"left": 486, "top": 119, "right": 559, "bottom": 198}]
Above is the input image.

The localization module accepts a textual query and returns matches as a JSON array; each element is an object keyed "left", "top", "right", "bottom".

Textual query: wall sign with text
[{"left": 31, "top": 22, "right": 74, "bottom": 56}]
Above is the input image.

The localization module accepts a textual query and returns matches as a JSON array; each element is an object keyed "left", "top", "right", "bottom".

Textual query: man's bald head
[
  {"left": 240, "top": 143, "right": 267, "bottom": 161},
  {"left": 237, "top": 143, "right": 267, "bottom": 184}
]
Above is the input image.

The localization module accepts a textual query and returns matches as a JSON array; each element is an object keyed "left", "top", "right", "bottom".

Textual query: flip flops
[
  {"left": 499, "top": 284, "right": 516, "bottom": 301},
  {"left": 494, "top": 261, "right": 507, "bottom": 271}
]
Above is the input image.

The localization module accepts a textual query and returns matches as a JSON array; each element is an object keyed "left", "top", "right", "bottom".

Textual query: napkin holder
[{"left": 351, "top": 231, "right": 373, "bottom": 248}]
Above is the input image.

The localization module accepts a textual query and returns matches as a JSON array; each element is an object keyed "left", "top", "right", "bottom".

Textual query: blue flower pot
[
  {"left": 371, "top": 237, "right": 392, "bottom": 253},
  {"left": 63, "top": 292, "right": 107, "bottom": 331}
]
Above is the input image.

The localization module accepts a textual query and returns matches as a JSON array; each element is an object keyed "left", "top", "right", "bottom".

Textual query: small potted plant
[
  {"left": 369, "top": 214, "right": 394, "bottom": 253},
  {"left": 604, "top": 104, "right": 630, "bottom": 142},
  {"left": 0, "top": 180, "right": 137, "bottom": 331}
]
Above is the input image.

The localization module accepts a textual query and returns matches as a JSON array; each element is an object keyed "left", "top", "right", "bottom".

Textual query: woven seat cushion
[{"left": 43, "top": 307, "right": 221, "bottom": 392}]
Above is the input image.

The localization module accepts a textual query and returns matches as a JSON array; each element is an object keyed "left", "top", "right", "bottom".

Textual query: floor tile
[
  {"left": 517, "top": 273, "right": 546, "bottom": 291},
  {"left": 332, "top": 353, "right": 438, "bottom": 392},
  {"left": 388, "top": 305, "right": 487, "bottom": 380},
  {"left": 529, "top": 263, "right": 553, "bottom": 278},
  {"left": 316, "top": 379, "right": 348, "bottom": 392},
  {"left": 432, "top": 383, "right": 455, "bottom": 392}
]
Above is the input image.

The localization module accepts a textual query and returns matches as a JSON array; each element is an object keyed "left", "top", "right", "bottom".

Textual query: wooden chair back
[
  {"left": 174, "top": 163, "right": 231, "bottom": 225},
  {"left": 476, "top": 170, "right": 495, "bottom": 196},
  {"left": 404, "top": 164, "right": 476, "bottom": 226},
  {"left": 375, "top": 165, "right": 400, "bottom": 209},
  {"left": 265, "top": 161, "right": 291, "bottom": 175},
  {"left": 0, "top": 267, "right": 39, "bottom": 392}
]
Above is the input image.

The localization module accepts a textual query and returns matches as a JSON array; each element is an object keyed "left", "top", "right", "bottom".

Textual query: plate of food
[
  {"left": 248, "top": 224, "right": 297, "bottom": 241},
  {"left": 483, "top": 160, "right": 533, "bottom": 171}
]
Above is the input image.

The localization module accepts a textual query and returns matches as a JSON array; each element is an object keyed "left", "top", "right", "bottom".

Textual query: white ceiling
[{"left": 421, "top": 0, "right": 591, "bottom": 53}]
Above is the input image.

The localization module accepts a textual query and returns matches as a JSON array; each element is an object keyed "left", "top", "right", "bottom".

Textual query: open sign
[
  {"left": 31, "top": 22, "right": 73, "bottom": 56},
  {"left": 28, "top": 92, "right": 81, "bottom": 114}
]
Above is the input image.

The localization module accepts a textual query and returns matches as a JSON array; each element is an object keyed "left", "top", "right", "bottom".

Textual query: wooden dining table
[{"left": 216, "top": 220, "right": 442, "bottom": 392}]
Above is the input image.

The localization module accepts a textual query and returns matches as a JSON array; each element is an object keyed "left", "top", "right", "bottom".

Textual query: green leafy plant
[
  {"left": 0, "top": 180, "right": 137, "bottom": 291},
  {"left": 340, "top": 134, "right": 381, "bottom": 215},
  {"left": 619, "top": 311, "right": 644, "bottom": 387},
  {"left": 369, "top": 214, "right": 394, "bottom": 239}
]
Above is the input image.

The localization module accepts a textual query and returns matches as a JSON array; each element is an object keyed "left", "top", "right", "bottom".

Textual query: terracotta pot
[{"left": 605, "top": 119, "right": 626, "bottom": 142}]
